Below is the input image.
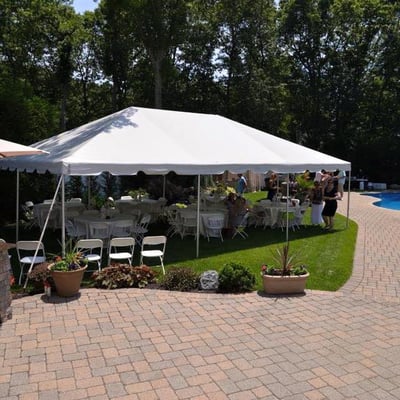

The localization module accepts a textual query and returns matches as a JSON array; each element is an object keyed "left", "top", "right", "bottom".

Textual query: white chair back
[
  {"left": 140, "top": 235, "right": 167, "bottom": 274},
  {"left": 16, "top": 241, "right": 46, "bottom": 285},
  {"left": 108, "top": 237, "right": 135, "bottom": 266},
  {"left": 76, "top": 239, "right": 103, "bottom": 271}
]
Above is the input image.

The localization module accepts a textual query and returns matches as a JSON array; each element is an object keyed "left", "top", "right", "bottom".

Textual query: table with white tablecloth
[
  {"left": 178, "top": 209, "right": 228, "bottom": 237},
  {"left": 258, "top": 202, "right": 299, "bottom": 227},
  {"left": 73, "top": 214, "right": 137, "bottom": 238},
  {"left": 33, "top": 201, "right": 86, "bottom": 229}
]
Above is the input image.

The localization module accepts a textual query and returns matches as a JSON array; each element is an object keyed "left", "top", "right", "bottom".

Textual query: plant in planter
[
  {"left": 294, "top": 173, "right": 314, "bottom": 203},
  {"left": 261, "top": 243, "right": 309, "bottom": 294},
  {"left": 48, "top": 247, "right": 88, "bottom": 297}
]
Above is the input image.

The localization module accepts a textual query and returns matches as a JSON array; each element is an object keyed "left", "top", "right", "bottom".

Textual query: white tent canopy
[
  {"left": 0, "top": 106, "right": 351, "bottom": 278},
  {"left": 0, "top": 138, "right": 48, "bottom": 158},
  {"left": 0, "top": 106, "right": 350, "bottom": 175}
]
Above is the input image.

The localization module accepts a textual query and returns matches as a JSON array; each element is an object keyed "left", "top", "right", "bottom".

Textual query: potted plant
[
  {"left": 261, "top": 243, "right": 309, "bottom": 294},
  {"left": 48, "top": 247, "right": 88, "bottom": 297},
  {"left": 294, "top": 173, "right": 314, "bottom": 203}
]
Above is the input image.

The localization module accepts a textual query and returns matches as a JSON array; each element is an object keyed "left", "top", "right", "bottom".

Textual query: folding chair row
[{"left": 15, "top": 235, "right": 168, "bottom": 287}]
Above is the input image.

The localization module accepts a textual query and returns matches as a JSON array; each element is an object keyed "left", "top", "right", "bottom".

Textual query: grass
[{"left": 2, "top": 191, "right": 357, "bottom": 293}]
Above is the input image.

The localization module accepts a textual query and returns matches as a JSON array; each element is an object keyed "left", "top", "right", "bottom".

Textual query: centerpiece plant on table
[
  {"left": 261, "top": 243, "right": 309, "bottom": 295},
  {"left": 48, "top": 244, "right": 89, "bottom": 297}
]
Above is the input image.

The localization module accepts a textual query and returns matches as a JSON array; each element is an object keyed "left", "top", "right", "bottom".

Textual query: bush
[
  {"left": 92, "top": 264, "right": 157, "bottom": 289},
  {"left": 218, "top": 262, "right": 256, "bottom": 293},
  {"left": 26, "top": 262, "right": 53, "bottom": 294},
  {"left": 161, "top": 266, "right": 200, "bottom": 292},
  {"left": 28, "top": 262, "right": 51, "bottom": 283}
]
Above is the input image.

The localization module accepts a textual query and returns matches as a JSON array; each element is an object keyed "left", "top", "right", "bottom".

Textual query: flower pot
[
  {"left": 49, "top": 265, "right": 87, "bottom": 297},
  {"left": 262, "top": 272, "right": 309, "bottom": 295}
]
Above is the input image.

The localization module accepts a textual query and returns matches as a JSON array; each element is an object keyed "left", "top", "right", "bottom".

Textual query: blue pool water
[{"left": 363, "top": 192, "right": 400, "bottom": 211}]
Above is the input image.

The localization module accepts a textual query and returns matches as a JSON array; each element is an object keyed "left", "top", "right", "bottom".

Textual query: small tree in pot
[{"left": 261, "top": 243, "right": 309, "bottom": 294}]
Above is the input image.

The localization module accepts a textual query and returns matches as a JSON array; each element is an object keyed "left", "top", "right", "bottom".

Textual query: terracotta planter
[
  {"left": 49, "top": 265, "right": 87, "bottom": 297},
  {"left": 262, "top": 272, "right": 309, "bottom": 295}
]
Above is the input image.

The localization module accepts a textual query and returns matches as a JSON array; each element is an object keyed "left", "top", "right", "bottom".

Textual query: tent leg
[
  {"left": 286, "top": 173, "right": 289, "bottom": 243},
  {"left": 346, "top": 168, "right": 351, "bottom": 229},
  {"left": 16, "top": 171, "right": 20, "bottom": 243},
  {"left": 61, "top": 175, "right": 65, "bottom": 257},
  {"left": 23, "top": 176, "right": 63, "bottom": 289},
  {"left": 196, "top": 174, "right": 200, "bottom": 258}
]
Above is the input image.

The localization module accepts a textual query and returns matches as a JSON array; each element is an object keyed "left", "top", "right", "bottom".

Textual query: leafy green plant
[
  {"left": 261, "top": 243, "right": 307, "bottom": 276},
  {"left": 92, "top": 264, "right": 157, "bottom": 289},
  {"left": 49, "top": 240, "right": 88, "bottom": 271},
  {"left": 160, "top": 266, "right": 199, "bottom": 292},
  {"left": 218, "top": 262, "right": 256, "bottom": 293}
]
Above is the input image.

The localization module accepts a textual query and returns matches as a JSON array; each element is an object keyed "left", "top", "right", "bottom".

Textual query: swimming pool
[{"left": 363, "top": 192, "right": 400, "bottom": 211}]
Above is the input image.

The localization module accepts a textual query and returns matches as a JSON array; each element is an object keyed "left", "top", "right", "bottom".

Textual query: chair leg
[
  {"left": 160, "top": 257, "right": 165, "bottom": 275},
  {"left": 18, "top": 264, "right": 25, "bottom": 286}
]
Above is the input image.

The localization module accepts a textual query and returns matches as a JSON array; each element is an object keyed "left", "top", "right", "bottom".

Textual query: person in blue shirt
[{"left": 236, "top": 174, "right": 247, "bottom": 195}]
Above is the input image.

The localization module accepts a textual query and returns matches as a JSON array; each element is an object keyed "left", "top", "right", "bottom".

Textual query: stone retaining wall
[{"left": 0, "top": 243, "right": 14, "bottom": 324}]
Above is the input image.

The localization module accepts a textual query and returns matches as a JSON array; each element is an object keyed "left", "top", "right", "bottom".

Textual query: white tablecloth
[
  {"left": 178, "top": 209, "right": 228, "bottom": 236},
  {"left": 73, "top": 214, "right": 136, "bottom": 238}
]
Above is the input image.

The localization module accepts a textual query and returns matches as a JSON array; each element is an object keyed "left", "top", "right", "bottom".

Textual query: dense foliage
[
  {"left": 160, "top": 266, "right": 200, "bottom": 292},
  {"left": 218, "top": 262, "right": 256, "bottom": 293},
  {"left": 1, "top": 0, "right": 399, "bottom": 216},
  {"left": 92, "top": 264, "right": 157, "bottom": 289}
]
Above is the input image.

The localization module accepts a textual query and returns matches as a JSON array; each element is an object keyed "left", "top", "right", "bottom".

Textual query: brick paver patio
[{"left": 1, "top": 192, "right": 400, "bottom": 399}]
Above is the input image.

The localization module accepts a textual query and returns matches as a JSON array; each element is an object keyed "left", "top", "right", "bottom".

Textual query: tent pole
[
  {"left": 23, "top": 175, "right": 63, "bottom": 289},
  {"left": 286, "top": 173, "right": 289, "bottom": 243},
  {"left": 346, "top": 168, "right": 351, "bottom": 229},
  {"left": 87, "top": 176, "right": 91, "bottom": 209},
  {"left": 196, "top": 175, "right": 201, "bottom": 258},
  {"left": 16, "top": 171, "right": 20, "bottom": 243},
  {"left": 61, "top": 175, "right": 65, "bottom": 257},
  {"left": 163, "top": 175, "right": 166, "bottom": 198}
]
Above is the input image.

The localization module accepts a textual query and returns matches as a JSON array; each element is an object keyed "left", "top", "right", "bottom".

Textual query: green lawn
[{"left": 2, "top": 191, "right": 357, "bottom": 292}]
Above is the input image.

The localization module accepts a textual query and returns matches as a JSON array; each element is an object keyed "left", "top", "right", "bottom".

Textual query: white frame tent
[{"left": 0, "top": 106, "right": 351, "bottom": 285}]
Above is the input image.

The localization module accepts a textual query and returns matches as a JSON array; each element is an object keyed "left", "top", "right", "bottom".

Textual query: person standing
[
  {"left": 322, "top": 179, "right": 339, "bottom": 230},
  {"left": 236, "top": 174, "right": 247, "bottom": 195},
  {"left": 336, "top": 169, "right": 346, "bottom": 199},
  {"left": 310, "top": 181, "right": 324, "bottom": 225},
  {"left": 266, "top": 173, "right": 278, "bottom": 201}
]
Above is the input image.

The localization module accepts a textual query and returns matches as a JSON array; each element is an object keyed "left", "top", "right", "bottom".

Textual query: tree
[{"left": 131, "top": 0, "right": 189, "bottom": 108}]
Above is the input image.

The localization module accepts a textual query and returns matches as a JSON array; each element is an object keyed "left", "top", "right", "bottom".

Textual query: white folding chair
[
  {"left": 88, "top": 222, "right": 110, "bottom": 246},
  {"left": 16, "top": 241, "right": 46, "bottom": 285},
  {"left": 203, "top": 216, "right": 224, "bottom": 242},
  {"left": 110, "top": 219, "right": 134, "bottom": 237},
  {"left": 232, "top": 212, "right": 249, "bottom": 239},
  {"left": 165, "top": 207, "right": 183, "bottom": 238},
  {"left": 181, "top": 211, "right": 197, "bottom": 239},
  {"left": 278, "top": 210, "right": 297, "bottom": 232},
  {"left": 131, "top": 214, "right": 151, "bottom": 243},
  {"left": 140, "top": 235, "right": 167, "bottom": 275},
  {"left": 76, "top": 239, "right": 103, "bottom": 271},
  {"left": 108, "top": 237, "right": 135, "bottom": 265}
]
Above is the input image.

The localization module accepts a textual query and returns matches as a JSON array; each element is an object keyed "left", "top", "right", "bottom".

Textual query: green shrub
[
  {"left": 92, "top": 264, "right": 157, "bottom": 289},
  {"left": 161, "top": 266, "right": 200, "bottom": 292},
  {"left": 218, "top": 262, "right": 256, "bottom": 293}
]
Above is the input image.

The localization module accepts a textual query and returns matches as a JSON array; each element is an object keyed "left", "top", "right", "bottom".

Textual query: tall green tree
[{"left": 131, "top": 0, "right": 189, "bottom": 108}]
